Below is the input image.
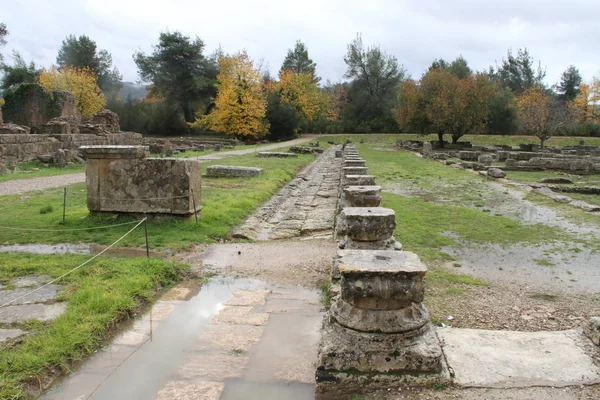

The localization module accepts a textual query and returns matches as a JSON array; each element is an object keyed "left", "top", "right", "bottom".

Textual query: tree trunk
[{"left": 437, "top": 133, "right": 445, "bottom": 148}]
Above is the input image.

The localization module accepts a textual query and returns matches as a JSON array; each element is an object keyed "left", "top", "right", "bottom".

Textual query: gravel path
[
  {"left": 0, "top": 173, "right": 86, "bottom": 196},
  {"left": 0, "top": 137, "right": 315, "bottom": 196}
]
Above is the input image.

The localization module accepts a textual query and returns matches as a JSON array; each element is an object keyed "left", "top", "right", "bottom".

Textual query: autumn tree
[
  {"left": 490, "top": 48, "right": 546, "bottom": 94},
  {"left": 57, "top": 34, "right": 122, "bottom": 96},
  {"left": 517, "top": 87, "right": 569, "bottom": 147},
  {"left": 191, "top": 51, "right": 267, "bottom": 138},
  {"left": 343, "top": 34, "right": 405, "bottom": 132},
  {"left": 556, "top": 65, "right": 582, "bottom": 103},
  {"left": 134, "top": 31, "right": 218, "bottom": 125},
  {"left": 39, "top": 66, "right": 106, "bottom": 118},
  {"left": 396, "top": 69, "right": 494, "bottom": 146},
  {"left": 265, "top": 70, "right": 329, "bottom": 139},
  {"left": 568, "top": 80, "right": 600, "bottom": 123},
  {"left": 1, "top": 51, "right": 42, "bottom": 93},
  {"left": 280, "top": 40, "right": 319, "bottom": 82}
]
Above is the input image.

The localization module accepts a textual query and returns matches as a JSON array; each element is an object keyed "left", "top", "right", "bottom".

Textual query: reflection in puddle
[{"left": 0, "top": 243, "right": 92, "bottom": 254}]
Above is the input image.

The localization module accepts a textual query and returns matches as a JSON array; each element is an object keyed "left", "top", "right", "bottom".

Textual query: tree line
[{"left": 1, "top": 23, "right": 599, "bottom": 145}]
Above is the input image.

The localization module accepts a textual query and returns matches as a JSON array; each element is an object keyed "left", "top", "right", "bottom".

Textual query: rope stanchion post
[
  {"left": 144, "top": 216, "right": 149, "bottom": 259},
  {"left": 191, "top": 189, "right": 198, "bottom": 224},
  {"left": 62, "top": 188, "right": 67, "bottom": 224}
]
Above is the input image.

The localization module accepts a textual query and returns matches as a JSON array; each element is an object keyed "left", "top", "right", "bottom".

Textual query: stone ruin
[
  {"left": 316, "top": 142, "right": 446, "bottom": 398},
  {"left": 0, "top": 84, "right": 142, "bottom": 172},
  {"left": 205, "top": 165, "right": 263, "bottom": 178},
  {"left": 396, "top": 138, "right": 600, "bottom": 176},
  {"left": 82, "top": 145, "right": 201, "bottom": 216},
  {"left": 143, "top": 137, "right": 241, "bottom": 155},
  {"left": 257, "top": 152, "right": 298, "bottom": 158}
]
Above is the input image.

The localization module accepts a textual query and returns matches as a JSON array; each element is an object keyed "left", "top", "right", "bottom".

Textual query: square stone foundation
[{"left": 83, "top": 145, "right": 201, "bottom": 215}]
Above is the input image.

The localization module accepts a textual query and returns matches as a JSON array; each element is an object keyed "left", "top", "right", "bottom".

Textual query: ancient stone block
[
  {"left": 83, "top": 146, "right": 201, "bottom": 215},
  {"left": 342, "top": 186, "right": 382, "bottom": 207},
  {"left": 317, "top": 250, "right": 444, "bottom": 392},
  {"left": 256, "top": 152, "right": 298, "bottom": 158},
  {"left": 342, "top": 207, "right": 396, "bottom": 242},
  {"left": 422, "top": 141, "right": 432, "bottom": 154},
  {"left": 205, "top": 165, "right": 263, "bottom": 178},
  {"left": 487, "top": 168, "right": 506, "bottom": 178},
  {"left": 43, "top": 116, "right": 80, "bottom": 134},
  {"left": 343, "top": 166, "right": 368, "bottom": 176},
  {"left": 458, "top": 151, "right": 480, "bottom": 161},
  {"left": 478, "top": 154, "right": 494, "bottom": 166},
  {"left": 344, "top": 175, "right": 376, "bottom": 187},
  {"left": 86, "top": 109, "right": 120, "bottom": 133},
  {"left": 0, "top": 124, "right": 30, "bottom": 135},
  {"left": 344, "top": 160, "right": 366, "bottom": 168}
]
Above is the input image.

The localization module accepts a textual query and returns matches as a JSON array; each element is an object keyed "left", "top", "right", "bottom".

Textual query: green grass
[
  {"left": 0, "top": 162, "right": 84, "bottom": 183},
  {"left": 0, "top": 252, "right": 186, "bottom": 399},
  {"left": 0, "top": 151, "right": 316, "bottom": 250}
]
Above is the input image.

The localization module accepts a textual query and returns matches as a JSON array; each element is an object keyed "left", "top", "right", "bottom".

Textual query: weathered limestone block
[
  {"left": 344, "top": 175, "right": 376, "bottom": 187},
  {"left": 343, "top": 207, "right": 395, "bottom": 242},
  {"left": 205, "top": 165, "right": 263, "bottom": 178},
  {"left": 86, "top": 109, "right": 120, "bottom": 133},
  {"left": 458, "top": 151, "right": 480, "bottom": 161},
  {"left": 43, "top": 116, "right": 80, "bottom": 134},
  {"left": 317, "top": 250, "right": 445, "bottom": 392},
  {"left": 343, "top": 166, "right": 368, "bottom": 176},
  {"left": 478, "top": 154, "right": 494, "bottom": 166},
  {"left": 487, "top": 168, "right": 506, "bottom": 178},
  {"left": 422, "top": 141, "right": 432, "bottom": 154},
  {"left": 342, "top": 186, "right": 382, "bottom": 207},
  {"left": 256, "top": 152, "right": 298, "bottom": 158},
  {"left": 339, "top": 207, "right": 401, "bottom": 251},
  {"left": 83, "top": 146, "right": 201, "bottom": 215},
  {"left": 344, "top": 160, "right": 366, "bottom": 168},
  {"left": 0, "top": 124, "right": 30, "bottom": 135}
]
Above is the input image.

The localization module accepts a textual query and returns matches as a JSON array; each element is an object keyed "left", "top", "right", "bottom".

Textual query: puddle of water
[
  {"left": 443, "top": 242, "right": 600, "bottom": 294},
  {"left": 0, "top": 243, "right": 92, "bottom": 255},
  {"left": 43, "top": 277, "right": 320, "bottom": 400}
]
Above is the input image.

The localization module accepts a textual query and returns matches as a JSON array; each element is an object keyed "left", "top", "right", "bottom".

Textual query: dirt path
[
  {"left": 0, "top": 137, "right": 314, "bottom": 196},
  {"left": 0, "top": 172, "right": 85, "bottom": 196}
]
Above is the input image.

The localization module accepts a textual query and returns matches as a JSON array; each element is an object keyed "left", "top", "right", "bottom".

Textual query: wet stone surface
[
  {"left": 233, "top": 147, "right": 342, "bottom": 240},
  {"left": 43, "top": 278, "right": 322, "bottom": 400},
  {"left": 0, "top": 275, "right": 65, "bottom": 324}
]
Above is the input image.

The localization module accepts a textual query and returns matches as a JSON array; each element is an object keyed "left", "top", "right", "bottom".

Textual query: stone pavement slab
[
  {"left": 438, "top": 328, "right": 600, "bottom": 388},
  {"left": 0, "top": 303, "right": 66, "bottom": 323},
  {"left": 0, "top": 328, "right": 25, "bottom": 342}
]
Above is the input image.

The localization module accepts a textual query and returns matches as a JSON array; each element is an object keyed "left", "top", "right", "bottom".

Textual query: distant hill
[{"left": 119, "top": 82, "right": 147, "bottom": 100}]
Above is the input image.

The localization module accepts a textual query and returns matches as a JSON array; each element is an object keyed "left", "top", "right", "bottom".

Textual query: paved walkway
[
  {"left": 0, "top": 137, "right": 314, "bottom": 196},
  {"left": 233, "top": 146, "right": 342, "bottom": 240}
]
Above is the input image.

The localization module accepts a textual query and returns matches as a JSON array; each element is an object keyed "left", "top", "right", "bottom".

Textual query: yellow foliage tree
[
  {"left": 38, "top": 66, "right": 105, "bottom": 118},
  {"left": 569, "top": 80, "right": 600, "bottom": 124},
  {"left": 191, "top": 51, "right": 267, "bottom": 137},
  {"left": 277, "top": 70, "right": 328, "bottom": 123},
  {"left": 517, "top": 87, "right": 568, "bottom": 147}
]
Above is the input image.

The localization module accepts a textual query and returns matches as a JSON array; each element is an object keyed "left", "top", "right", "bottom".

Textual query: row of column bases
[{"left": 315, "top": 141, "right": 449, "bottom": 399}]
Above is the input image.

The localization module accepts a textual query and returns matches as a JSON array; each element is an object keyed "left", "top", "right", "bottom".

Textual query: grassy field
[
  {"left": 351, "top": 144, "right": 566, "bottom": 263},
  {"left": 0, "top": 253, "right": 186, "bottom": 399},
  {"left": 0, "top": 162, "right": 84, "bottom": 183},
  {"left": 0, "top": 150, "right": 316, "bottom": 250}
]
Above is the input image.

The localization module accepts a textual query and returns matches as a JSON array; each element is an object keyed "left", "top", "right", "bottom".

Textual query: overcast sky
[{"left": 3, "top": 0, "right": 600, "bottom": 86}]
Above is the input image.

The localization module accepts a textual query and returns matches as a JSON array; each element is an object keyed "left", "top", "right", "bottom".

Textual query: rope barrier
[
  {"left": 0, "top": 220, "right": 142, "bottom": 232},
  {"left": 0, "top": 218, "right": 147, "bottom": 309}
]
